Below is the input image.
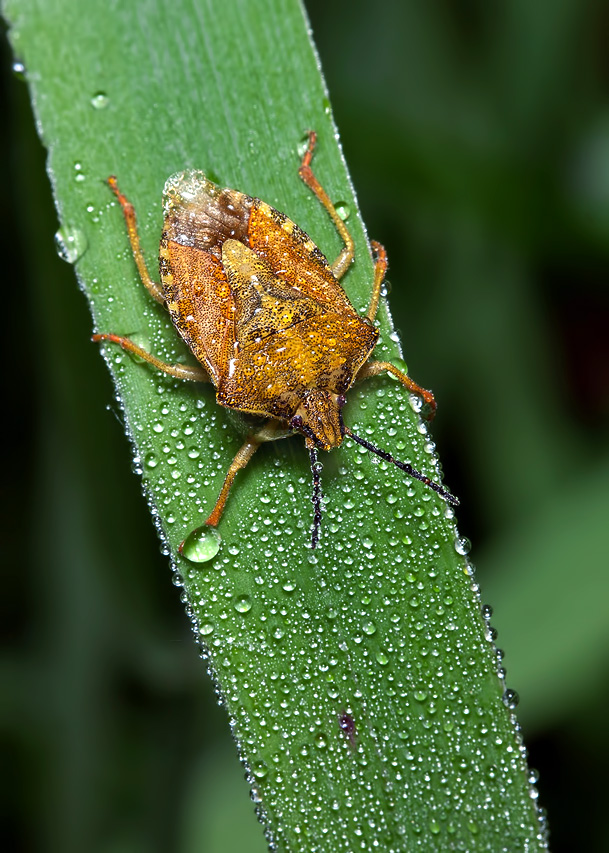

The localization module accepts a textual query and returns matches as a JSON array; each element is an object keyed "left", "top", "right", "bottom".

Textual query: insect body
[{"left": 94, "top": 132, "right": 457, "bottom": 549}]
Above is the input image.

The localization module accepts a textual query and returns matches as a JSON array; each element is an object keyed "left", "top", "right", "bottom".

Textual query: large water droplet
[
  {"left": 180, "top": 525, "right": 221, "bottom": 563},
  {"left": 503, "top": 688, "right": 520, "bottom": 710},
  {"left": 91, "top": 91, "right": 109, "bottom": 110},
  {"left": 252, "top": 760, "right": 268, "bottom": 779},
  {"left": 454, "top": 536, "right": 471, "bottom": 556},
  {"left": 54, "top": 226, "right": 88, "bottom": 264},
  {"left": 334, "top": 200, "right": 350, "bottom": 221},
  {"left": 234, "top": 594, "right": 252, "bottom": 613}
]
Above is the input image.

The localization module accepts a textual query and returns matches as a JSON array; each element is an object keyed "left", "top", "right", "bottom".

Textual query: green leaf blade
[{"left": 4, "top": 0, "right": 546, "bottom": 848}]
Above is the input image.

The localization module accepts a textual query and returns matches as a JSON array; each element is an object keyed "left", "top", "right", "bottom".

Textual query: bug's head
[{"left": 289, "top": 390, "right": 346, "bottom": 452}]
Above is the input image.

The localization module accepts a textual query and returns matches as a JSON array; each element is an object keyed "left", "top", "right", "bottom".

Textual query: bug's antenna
[
  {"left": 309, "top": 446, "right": 323, "bottom": 549},
  {"left": 341, "top": 425, "right": 459, "bottom": 507}
]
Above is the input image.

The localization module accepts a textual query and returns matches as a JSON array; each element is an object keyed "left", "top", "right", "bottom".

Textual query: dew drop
[
  {"left": 315, "top": 732, "right": 328, "bottom": 749},
  {"left": 12, "top": 60, "right": 25, "bottom": 78},
  {"left": 454, "top": 536, "right": 472, "bottom": 556},
  {"left": 180, "top": 525, "right": 221, "bottom": 563},
  {"left": 234, "top": 594, "right": 252, "bottom": 613},
  {"left": 334, "top": 200, "right": 350, "bottom": 221},
  {"left": 297, "top": 135, "right": 310, "bottom": 158},
  {"left": 252, "top": 760, "right": 268, "bottom": 779},
  {"left": 503, "top": 688, "right": 520, "bottom": 709},
  {"left": 54, "top": 226, "right": 88, "bottom": 264},
  {"left": 91, "top": 91, "right": 109, "bottom": 110}
]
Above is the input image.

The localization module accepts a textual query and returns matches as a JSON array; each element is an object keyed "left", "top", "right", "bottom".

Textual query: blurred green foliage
[{"left": 2, "top": 1, "right": 608, "bottom": 851}]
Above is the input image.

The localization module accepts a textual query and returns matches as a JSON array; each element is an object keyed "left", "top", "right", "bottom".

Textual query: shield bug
[{"left": 93, "top": 131, "right": 458, "bottom": 549}]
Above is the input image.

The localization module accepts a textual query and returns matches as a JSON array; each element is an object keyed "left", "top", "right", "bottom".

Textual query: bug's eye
[
  {"left": 337, "top": 394, "right": 347, "bottom": 409},
  {"left": 290, "top": 415, "right": 303, "bottom": 430}
]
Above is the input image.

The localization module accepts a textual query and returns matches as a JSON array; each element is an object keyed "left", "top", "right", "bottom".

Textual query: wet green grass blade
[{"left": 3, "top": 0, "right": 546, "bottom": 848}]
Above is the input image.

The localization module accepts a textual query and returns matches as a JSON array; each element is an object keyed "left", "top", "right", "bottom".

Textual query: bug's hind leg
[{"left": 355, "top": 359, "right": 437, "bottom": 419}]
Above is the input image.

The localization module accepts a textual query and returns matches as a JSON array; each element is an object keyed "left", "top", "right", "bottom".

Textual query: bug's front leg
[
  {"left": 355, "top": 359, "right": 437, "bottom": 419},
  {"left": 298, "top": 130, "right": 355, "bottom": 280},
  {"left": 107, "top": 176, "right": 166, "bottom": 304},
  {"left": 197, "top": 420, "right": 284, "bottom": 530}
]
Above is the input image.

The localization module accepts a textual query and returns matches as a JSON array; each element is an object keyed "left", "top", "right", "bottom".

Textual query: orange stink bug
[{"left": 94, "top": 132, "right": 457, "bottom": 549}]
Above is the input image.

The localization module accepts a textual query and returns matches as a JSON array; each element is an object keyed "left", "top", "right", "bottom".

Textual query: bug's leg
[
  {"left": 203, "top": 421, "right": 282, "bottom": 528},
  {"left": 355, "top": 359, "right": 437, "bottom": 419},
  {"left": 107, "top": 176, "right": 165, "bottom": 304},
  {"left": 298, "top": 130, "right": 354, "bottom": 280},
  {"left": 365, "top": 240, "right": 388, "bottom": 323},
  {"left": 92, "top": 333, "right": 209, "bottom": 382}
]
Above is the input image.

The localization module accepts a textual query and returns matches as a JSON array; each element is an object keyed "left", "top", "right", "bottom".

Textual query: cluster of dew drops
[{"left": 110, "top": 335, "right": 545, "bottom": 845}]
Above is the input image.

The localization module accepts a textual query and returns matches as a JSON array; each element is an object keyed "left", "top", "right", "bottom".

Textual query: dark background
[{"left": 3, "top": 1, "right": 609, "bottom": 850}]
